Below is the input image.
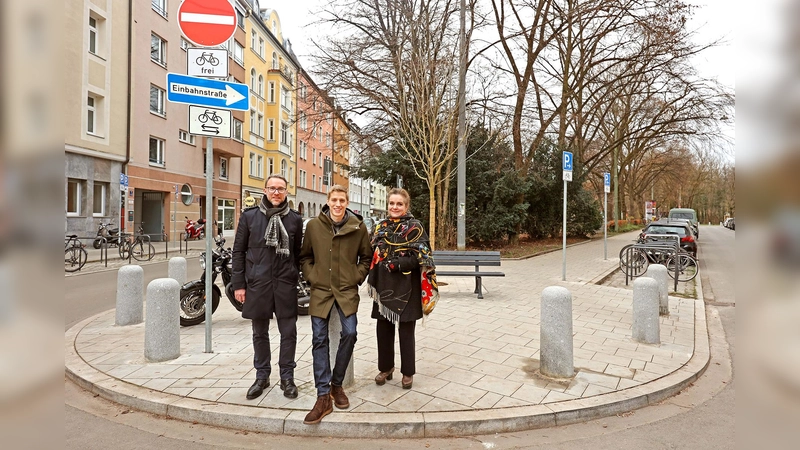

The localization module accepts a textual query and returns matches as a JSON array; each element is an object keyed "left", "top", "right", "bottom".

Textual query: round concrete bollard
[
  {"left": 144, "top": 278, "right": 181, "bottom": 362},
  {"left": 632, "top": 277, "right": 660, "bottom": 344},
  {"left": 116, "top": 265, "right": 144, "bottom": 326},
  {"left": 644, "top": 264, "right": 670, "bottom": 316},
  {"left": 540, "top": 286, "right": 574, "bottom": 378},
  {"left": 168, "top": 257, "right": 187, "bottom": 286}
]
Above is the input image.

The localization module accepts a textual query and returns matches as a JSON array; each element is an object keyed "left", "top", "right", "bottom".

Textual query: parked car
[
  {"left": 723, "top": 217, "right": 735, "bottom": 230},
  {"left": 668, "top": 208, "right": 699, "bottom": 239},
  {"left": 670, "top": 218, "right": 697, "bottom": 238},
  {"left": 638, "top": 219, "right": 697, "bottom": 258}
]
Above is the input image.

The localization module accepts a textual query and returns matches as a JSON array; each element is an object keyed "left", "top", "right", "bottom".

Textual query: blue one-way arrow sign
[{"left": 166, "top": 73, "right": 249, "bottom": 111}]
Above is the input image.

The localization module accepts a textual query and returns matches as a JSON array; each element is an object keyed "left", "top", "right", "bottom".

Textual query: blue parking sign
[
  {"left": 604, "top": 173, "right": 610, "bottom": 186},
  {"left": 563, "top": 151, "right": 573, "bottom": 171}
]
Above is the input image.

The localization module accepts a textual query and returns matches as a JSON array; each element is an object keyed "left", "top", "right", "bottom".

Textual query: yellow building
[{"left": 240, "top": 6, "right": 298, "bottom": 209}]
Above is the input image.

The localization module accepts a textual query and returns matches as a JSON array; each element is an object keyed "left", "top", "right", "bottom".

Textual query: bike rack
[
  {"left": 65, "top": 235, "right": 108, "bottom": 270},
  {"left": 622, "top": 234, "right": 681, "bottom": 291}
]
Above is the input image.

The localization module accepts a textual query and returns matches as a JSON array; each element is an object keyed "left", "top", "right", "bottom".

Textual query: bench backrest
[{"left": 432, "top": 251, "right": 501, "bottom": 266}]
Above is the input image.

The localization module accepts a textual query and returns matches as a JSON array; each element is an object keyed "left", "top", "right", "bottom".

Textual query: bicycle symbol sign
[
  {"left": 187, "top": 48, "right": 228, "bottom": 78},
  {"left": 188, "top": 105, "right": 231, "bottom": 138}
]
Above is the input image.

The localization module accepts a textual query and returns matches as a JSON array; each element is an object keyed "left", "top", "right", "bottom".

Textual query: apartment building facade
[
  {"left": 240, "top": 5, "right": 299, "bottom": 211},
  {"left": 126, "top": 0, "right": 245, "bottom": 241},
  {"left": 65, "top": 0, "right": 130, "bottom": 237}
]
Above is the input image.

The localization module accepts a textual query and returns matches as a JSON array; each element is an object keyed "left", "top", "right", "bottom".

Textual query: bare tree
[{"left": 309, "top": 0, "right": 481, "bottom": 247}]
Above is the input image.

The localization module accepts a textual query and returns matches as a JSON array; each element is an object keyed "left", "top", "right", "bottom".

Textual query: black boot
[
  {"left": 246, "top": 379, "right": 269, "bottom": 400},
  {"left": 280, "top": 378, "right": 298, "bottom": 398}
]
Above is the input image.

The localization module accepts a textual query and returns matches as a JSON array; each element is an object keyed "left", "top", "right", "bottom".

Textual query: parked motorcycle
[
  {"left": 92, "top": 221, "right": 121, "bottom": 249},
  {"left": 184, "top": 216, "right": 206, "bottom": 241},
  {"left": 179, "top": 237, "right": 311, "bottom": 326}
]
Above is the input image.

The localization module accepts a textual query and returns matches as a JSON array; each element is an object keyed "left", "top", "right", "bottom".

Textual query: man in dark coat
[
  {"left": 298, "top": 185, "right": 372, "bottom": 424},
  {"left": 232, "top": 175, "right": 303, "bottom": 400}
]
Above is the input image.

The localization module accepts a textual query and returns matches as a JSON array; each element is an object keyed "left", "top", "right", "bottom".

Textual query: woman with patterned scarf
[{"left": 368, "top": 188, "right": 438, "bottom": 390}]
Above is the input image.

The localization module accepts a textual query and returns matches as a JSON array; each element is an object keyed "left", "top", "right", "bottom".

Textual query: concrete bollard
[
  {"left": 644, "top": 264, "right": 669, "bottom": 316},
  {"left": 144, "top": 278, "right": 181, "bottom": 362},
  {"left": 632, "top": 277, "right": 660, "bottom": 344},
  {"left": 168, "top": 257, "right": 187, "bottom": 286},
  {"left": 329, "top": 305, "right": 354, "bottom": 388},
  {"left": 116, "top": 265, "right": 144, "bottom": 326},
  {"left": 540, "top": 286, "right": 574, "bottom": 378}
]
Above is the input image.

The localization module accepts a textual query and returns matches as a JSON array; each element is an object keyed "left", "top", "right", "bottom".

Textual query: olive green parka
[{"left": 299, "top": 206, "right": 372, "bottom": 318}]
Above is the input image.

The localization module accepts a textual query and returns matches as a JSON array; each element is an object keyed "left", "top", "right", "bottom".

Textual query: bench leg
[{"left": 475, "top": 276, "right": 484, "bottom": 299}]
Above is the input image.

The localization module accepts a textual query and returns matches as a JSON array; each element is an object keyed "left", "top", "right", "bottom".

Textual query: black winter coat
[{"left": 231, "top": 206, "right": 303, "bottom": 320}]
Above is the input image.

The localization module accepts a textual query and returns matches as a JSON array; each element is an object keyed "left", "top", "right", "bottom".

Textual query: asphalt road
[{"left": 65, "top": 226, "right": 736, "bottom": 449}]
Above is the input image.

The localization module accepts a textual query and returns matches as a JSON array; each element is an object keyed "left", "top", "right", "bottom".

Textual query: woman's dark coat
[{"left": 231, "top": 206, "right": 303, "bottom": 320}]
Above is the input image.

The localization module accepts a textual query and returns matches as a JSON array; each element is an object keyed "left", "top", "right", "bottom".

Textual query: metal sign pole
[
  {"left": 205, "top": 137, "right": 214, "bottom": 353},
  {"left": 604, "top": 191, "right": 608, "bottom": 260},
  {"left": 562, "top": 179, "right": 568, "bottom": 281}
]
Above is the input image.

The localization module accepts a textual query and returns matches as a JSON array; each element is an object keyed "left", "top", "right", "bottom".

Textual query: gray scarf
[{"left": 258, "top": 197, "right": 290, "bottom": 257}]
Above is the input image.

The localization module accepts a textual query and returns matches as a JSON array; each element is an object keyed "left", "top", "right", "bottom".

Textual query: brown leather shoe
[
  {"left": 303, "top": 395, "right": 333, "bottom": 425},
  {"left": 374, "top": 367, "right": 394, "bottom": 385},
  {"left": 330, "top": 384, "right": 350, "bottom": 409},
  {"left": 401, "top": 375, "right": 413, "bottom": 389}
]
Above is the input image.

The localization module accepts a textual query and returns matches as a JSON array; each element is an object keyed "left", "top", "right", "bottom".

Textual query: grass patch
[
  {"left": 606, "top": 224, "right": 644, "bottom": 236},
  {"left": 463, "top": 236, "right": 589, "bottom": 259}
]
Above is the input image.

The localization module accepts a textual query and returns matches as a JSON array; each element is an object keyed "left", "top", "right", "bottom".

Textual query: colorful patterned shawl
[{"left": 367, "top": 215, "right": 439, "bottom": 323}]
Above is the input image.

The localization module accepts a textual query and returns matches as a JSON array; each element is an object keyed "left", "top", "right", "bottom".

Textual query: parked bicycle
[
  {"left": 195, "top": 51, "right": 220, "bottom": 66},
  {"left": 65, "top": 235, "right": 87, "bottom": 272},
  {"left": 119, "top": 225, "right": 155, "bottom": 262},
  {"left": 619, "top": 236, "right": 698, "bottom": 282}
]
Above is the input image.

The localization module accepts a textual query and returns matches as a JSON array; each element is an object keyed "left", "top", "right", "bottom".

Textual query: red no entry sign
[{"left": 178, "top": 0, "right": 237, "bottom": 47}]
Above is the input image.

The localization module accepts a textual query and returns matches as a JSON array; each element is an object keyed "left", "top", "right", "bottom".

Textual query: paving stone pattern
[{"left": 72, "top": 233, "right": 695, "bottom": 414}]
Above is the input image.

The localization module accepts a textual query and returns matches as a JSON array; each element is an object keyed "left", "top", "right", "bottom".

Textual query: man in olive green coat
[{"left": 299, "top": 185, "right": 372, "bottom": 425}]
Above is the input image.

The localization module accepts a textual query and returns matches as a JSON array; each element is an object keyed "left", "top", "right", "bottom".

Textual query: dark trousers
[
  {"left": 376, "top": 318, "right": 416, "bottom": 376},
  {"left": 252, "top": 316, "right": 297, "bottom": 380}
]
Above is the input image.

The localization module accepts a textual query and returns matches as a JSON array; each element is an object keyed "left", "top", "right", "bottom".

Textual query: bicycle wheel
[
  {"left": 212, "top": 115, "right": 222, "bottom": 125},
  {"left": 65, "top": 246, "right": 87, "bottom": 272},
  {"left": 131, "top": 241, "right": 155, "bottom": 262},
  {"left": 119, "top": 241, "right": 131, "bottom": 260},
  {"left": 620, "top": 247, "right": 649, "bottom": 277},
  {"left": 666, "top": 254, "right": 698, "bottom": 282},
  {"left": 209, "top": 56, "right": 219, "bottom": 66}
]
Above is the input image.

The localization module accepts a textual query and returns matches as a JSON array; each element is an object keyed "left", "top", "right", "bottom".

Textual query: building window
[
  {"left": 299, "top": 112, "right": 306, "bottom": 131},
  {"left": 312, "top": 174, "right": 316, "bottom": 191},
  {"left": 180, "top": 184, "right": 193, "bottom": 206},
  {"left": 268, "top": 82, "right": 275, "bottom": 103},
  {"left": 280, "top": 159, "right": 287, "bottom": 178},
  {"left": 258, "top": 75, "right": 264, "bottom": 96},
  {"left": 236, "top": 9, "right": 244, "bottom": 29},
  {"left": 149, "top": 136, "right": 165, "bottom": 166},
  {"left": 67, "top": 179, "right": 82, "bottom": 216},
  {"left": 250, "top": 68, "right": 257, "bottom": 92},
  {"left": 300, "top": 141, "right": 307, "bottom": 160},
  {"left": 267, "top": 119, "right": 274, "bottom": 141},
  {"left": 281, "top": 87, "right": 291, "bottom": 110},
  {"left": 289, "top": 167, "right": 294, "bottom": 186},
  {"left": 325, "top": 132, "right": 331, "bottom": 148},
  {"left": 180, "top": 37, "right": 189, "bottom": 51},
  {"left": 152, "top": 0, "right": 168, "bottom": 18},
  {"left": 88, "top": 15, "right": 100, "bottom": 55},
  {"left": 280, "top": 122, "right": 289, "bottom": 146},
  {"left": 87, "top": 95, "right": 97, "bottom": 135},
  {"left": 299, "top": 170, "right": 306, "bottom": 188},
  {"left": 250, "top": 30, "right": 256, "bottom": 50},
  {"left": 258, "top": 37, "right": 264, "bottom": 58},
  {"left": 179, "top": 129, "right": 195, "bottom": 145},
  {"left": 150, "top": 85, "right": 166, "bottom": 116},
  {"left": 233, "top": 40, "right": 244, "bottom": 66},
  {"left": 151, "top": 33, "right": 167, "bottom": 67},
  {"left": 268, "top": 157, "right": 274, "bottom": 176},
  {"left": 93, "top": 182, "right": 107, "bottom": 217},
  {"left": 249, "top": 109, "right": 256, "bottom": 134},
  {"left": 319, "top": 152, "right": 323, "bottom": 166},
  {"left": 312, "top": 149, "right": 316, "bottom": 165},
  {"left": 249, "top": 152, "right": 256, "bottom": 175},
  {"left": 258, "top": 114, "right": 264, "bottom": 137},
  {"left": 233, "top": 118, "right": 243, "bottom": 140},
  {"left": 256, "top": 155, "right": 264, "bottom": 177},
  {"left": 219, "top": 157, "right": 228, "bottom": 180}
]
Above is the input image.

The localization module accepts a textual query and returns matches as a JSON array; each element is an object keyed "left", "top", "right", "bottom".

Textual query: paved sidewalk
[{"left": 65, "top": 232, "right": 710, "bottom": 438}]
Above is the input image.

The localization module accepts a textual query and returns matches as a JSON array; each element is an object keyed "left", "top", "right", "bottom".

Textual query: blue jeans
[{"left": 310, "top": 302, "right": 358, "bottom": 396}]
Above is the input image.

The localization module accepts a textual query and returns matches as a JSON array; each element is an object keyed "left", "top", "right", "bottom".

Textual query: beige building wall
[{"left": 64, "top": 0, "right": 130, "bottom": 236}]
